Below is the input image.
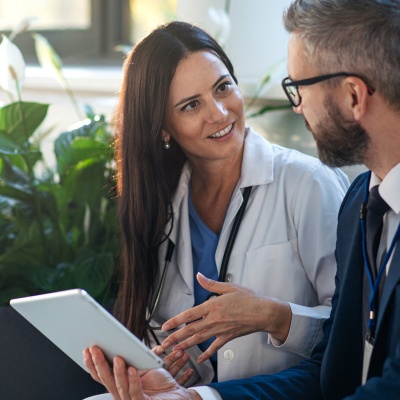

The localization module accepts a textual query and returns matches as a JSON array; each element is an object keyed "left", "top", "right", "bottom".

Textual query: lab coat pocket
[{"left": 246, "top": 238, "right": 306, "bottom": 301}]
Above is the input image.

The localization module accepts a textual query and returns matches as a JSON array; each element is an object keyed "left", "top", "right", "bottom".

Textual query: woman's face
[{"left": 163, "top": 51, "right": 245, "bottom": 165}]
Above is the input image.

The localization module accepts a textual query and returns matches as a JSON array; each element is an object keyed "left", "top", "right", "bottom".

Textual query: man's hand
[{"left": 83, "top": 346, "right": 200, "bottom": 399}]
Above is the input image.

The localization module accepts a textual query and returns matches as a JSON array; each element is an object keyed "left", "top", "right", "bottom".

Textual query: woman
[{"left": 84, "top": 20, "right": 349, "bottom": 395}]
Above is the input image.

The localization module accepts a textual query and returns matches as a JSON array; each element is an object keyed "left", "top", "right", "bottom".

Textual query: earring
[{"left": 163, "top": 136, "right": 170, "bottom": 150}]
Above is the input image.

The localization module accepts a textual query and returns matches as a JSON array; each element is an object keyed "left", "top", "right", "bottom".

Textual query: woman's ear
[
  {"left": 161, "top": 130, "right": 171, "bottom": 149},
  {"left": 344, "top": 77, "right": 369, "bottom": 121},
  {"left": 161, "top": 130, "right": 171, "bottom": 142}
]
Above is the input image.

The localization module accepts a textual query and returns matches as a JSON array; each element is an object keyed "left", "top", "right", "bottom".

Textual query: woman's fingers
[
  {"left": 152, "top": 346, "right": 193, "bottom": 385},
  {"left": 176, "top": 368, "right": 194, "bottom": 386},
  {"left": 162, "top": 303, "right": 208, "bottom": 333},
  {"left": 162, "top": 318, "right": 212, "bottom": 350},
  {"left": 166, "top": 351, "right": 190, "bottom": 377},
  {"left": 196, "top": 336, "right": 230, "bottom": 364},
  {"left": 196, "top": 272, "right": 238, "bottom": 295},
  {"left": 172, "top": 328, "right": 213, "bottom": 352}
]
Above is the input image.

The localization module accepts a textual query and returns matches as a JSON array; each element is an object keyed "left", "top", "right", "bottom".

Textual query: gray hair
[{"left": 283, "top": 0, "right": 400, "bottom": 109}]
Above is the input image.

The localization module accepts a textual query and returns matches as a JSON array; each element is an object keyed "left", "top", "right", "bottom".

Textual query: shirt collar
[{"left": 370, "top": 162, "right": 400, "bottom": 214}]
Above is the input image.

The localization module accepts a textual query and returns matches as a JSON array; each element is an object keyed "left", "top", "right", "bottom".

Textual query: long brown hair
[{"left": 114, "top": 21, "right": 237, "bottom": 343}]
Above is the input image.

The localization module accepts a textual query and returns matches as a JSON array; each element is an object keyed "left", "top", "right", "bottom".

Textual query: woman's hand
[
  {"left": 83, "top": 346, "right": 197, "bottom": 399},
  {"left": 161, "top": 273, "right": 292, "bottom": 363},
  {"left": 152, "top": 345, "right": 193, "bottom": 386}
]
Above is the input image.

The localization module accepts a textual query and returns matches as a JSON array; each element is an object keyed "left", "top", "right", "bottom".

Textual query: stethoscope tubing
[{"left": 147, "top": 186, "right": 252, "bottom": 329}]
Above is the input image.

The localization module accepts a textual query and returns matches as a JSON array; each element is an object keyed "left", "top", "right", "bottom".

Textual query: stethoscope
[
  {"left": 360, "top": 172, "right": 400, "bottom": 340},
  {"left": 147, "top": 186, "right": 252, "bottom": 345}
]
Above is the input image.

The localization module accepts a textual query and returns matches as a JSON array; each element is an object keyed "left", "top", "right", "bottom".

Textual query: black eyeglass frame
[{"left": 281, "top": 72, "right": 376, "bottom": 107}]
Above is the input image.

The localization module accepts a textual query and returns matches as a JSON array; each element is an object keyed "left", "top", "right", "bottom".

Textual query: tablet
[{"left": 10, "top": 289, "right": 164, "bottom": 372}]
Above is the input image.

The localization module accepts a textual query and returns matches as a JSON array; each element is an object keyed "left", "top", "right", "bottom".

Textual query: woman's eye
[
  {"left": 218, "top": 80, "right": 232, "bottom": 93},
  {"left": 181, "top": 100, "right": 198, "bottom": 111}
]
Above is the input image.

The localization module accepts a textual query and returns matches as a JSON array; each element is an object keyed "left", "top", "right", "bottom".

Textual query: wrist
[
  {"left": 188, "top": 389, "right": 203, "bottom": 400},
  {"left": 263, "top": 298, "right": 292, "bottom": 341}
]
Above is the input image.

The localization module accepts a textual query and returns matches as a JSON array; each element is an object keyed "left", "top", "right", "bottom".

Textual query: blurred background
[
  {"left": 0, "top": 4, "right": 366, "bottom": 397},
  {"left": 0, "top": 0, "right": 367, "bottom": 180}
]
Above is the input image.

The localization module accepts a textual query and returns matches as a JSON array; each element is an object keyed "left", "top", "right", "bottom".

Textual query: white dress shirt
[{"left": 370, "top": 163, "right": 400, "bottom": 275}]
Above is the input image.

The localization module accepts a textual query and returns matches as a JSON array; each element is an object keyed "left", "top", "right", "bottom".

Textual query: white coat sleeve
[{"left": 269, "top": 165, "right": 349, "bottom": 357}]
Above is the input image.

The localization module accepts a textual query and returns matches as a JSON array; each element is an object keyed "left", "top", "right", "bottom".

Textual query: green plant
[
  {"left": 0, "top": 102, "right": 119, "bottom": 306},
  {"left": 0, "top": 28, "right": 119, "bottom": 306}
]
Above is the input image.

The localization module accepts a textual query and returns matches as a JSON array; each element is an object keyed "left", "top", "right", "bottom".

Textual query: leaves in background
[{"left": 0, "top": 101, "right": 49, "bottom": 144}]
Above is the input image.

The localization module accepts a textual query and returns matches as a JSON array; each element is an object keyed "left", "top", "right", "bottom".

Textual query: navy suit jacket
[{"left": 211, "top": 172, "right": 400, "bottom": 399}]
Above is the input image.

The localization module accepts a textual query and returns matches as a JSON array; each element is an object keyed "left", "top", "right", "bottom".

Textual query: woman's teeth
[{"left": 209, "top": 124, "right": 232, "bottom": 138}]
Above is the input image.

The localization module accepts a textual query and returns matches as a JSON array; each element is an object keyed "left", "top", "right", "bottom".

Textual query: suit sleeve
[
  {"left": 208, "top": 280, "right": 338, "bottom": 400},
  {"left": 343, "top": 341, "right": 400, "bottom": 400}
]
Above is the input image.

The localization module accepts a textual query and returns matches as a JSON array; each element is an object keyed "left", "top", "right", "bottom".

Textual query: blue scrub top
[{"left": 188, "top": 186, "right": 219, "bottom": 368}]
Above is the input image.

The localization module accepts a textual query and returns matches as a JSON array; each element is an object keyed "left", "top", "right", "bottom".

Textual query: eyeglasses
[{"left": 281, "top": 72, "right": 376, "bottom": 107}]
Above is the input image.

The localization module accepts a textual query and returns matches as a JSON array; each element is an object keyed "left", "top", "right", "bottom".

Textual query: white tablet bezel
[{"left": 10, "top": 289, "right": 164, "bottom": 371}]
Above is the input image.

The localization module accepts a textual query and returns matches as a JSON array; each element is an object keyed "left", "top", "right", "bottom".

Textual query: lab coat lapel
[
  {"left": 216, "top": 189, "right": 243, "bottom": 269},
  {"left": 169, "top": 164, "right": 194, "bottom": 296},
  {"left": 215, "top": 128, "right": 274, "bottom": 269}
]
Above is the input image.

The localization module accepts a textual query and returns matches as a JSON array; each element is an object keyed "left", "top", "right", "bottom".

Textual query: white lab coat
[{"left": 150, "top": 127, "right": 350, "bottom": 384}]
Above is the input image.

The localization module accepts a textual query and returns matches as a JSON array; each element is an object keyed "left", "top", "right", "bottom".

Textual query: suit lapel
[{"left": 376, "top": 246, "right": 400, "bottom": 331}]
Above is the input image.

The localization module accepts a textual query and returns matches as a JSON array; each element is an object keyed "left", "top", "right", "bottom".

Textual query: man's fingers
[
  {"left": 114, "top": 357, "right": 131, "bottom": 400},
  {"left": 83, "top": 348, "right": 102, "bottom": 383},
  {"left": 89, "top": 346, "right": 120, "bottom": 398},
  {"left": 127, "top": 367, "right": 146, "bottom": 400}
]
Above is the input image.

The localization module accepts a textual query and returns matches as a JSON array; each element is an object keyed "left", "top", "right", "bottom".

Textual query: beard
[{"left": 305, "top": 95, "right": 369, "bottom": 168}]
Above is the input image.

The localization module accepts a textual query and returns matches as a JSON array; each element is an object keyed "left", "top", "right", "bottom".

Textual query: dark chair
[{"left": 0, "top": 306, "right": 106, "bottom": 400}]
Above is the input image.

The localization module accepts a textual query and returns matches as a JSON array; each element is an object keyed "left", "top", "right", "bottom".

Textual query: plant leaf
[
  {"left": 0, "top": 180, "right": 32, "bottom": 202},
  {"left": 0, "top": 101, "right": 49, "bottom": 144},
  {"left": 74, "top": 252, "right": 114, "bottom": 297},
  {"left": 32, "top": 33, "right": 65, "bottom": 89}
]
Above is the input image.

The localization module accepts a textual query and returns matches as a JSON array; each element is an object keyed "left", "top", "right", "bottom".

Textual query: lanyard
[{"left": 360, "top": 172, "right": 400, "bottom": 336}]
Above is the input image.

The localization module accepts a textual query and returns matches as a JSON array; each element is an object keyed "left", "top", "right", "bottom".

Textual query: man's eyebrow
[{"left": 174, "top": 74, "right": 231, "bottom": 108}]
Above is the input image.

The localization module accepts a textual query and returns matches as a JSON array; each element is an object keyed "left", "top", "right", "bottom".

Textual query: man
[{"left": 86, "top": 0, "right": 400, "bottom": 398}]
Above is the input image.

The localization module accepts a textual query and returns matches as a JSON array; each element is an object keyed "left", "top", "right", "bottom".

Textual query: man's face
[
  {"left": 311, "top": 95, "right": 369, "bottom": 167},
  {"left": 286, "top": 33, "right": 369, "bottom": 167}
]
